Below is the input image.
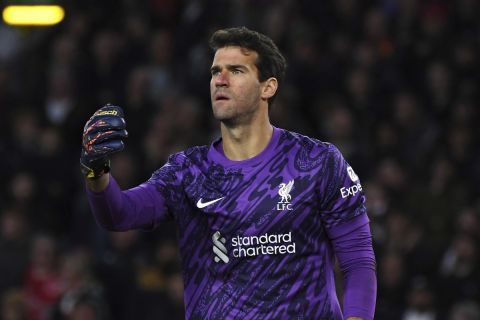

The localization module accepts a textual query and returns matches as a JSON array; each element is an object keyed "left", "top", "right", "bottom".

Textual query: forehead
[{"left": 211, "top": 46, "right": 258, "bottom": 67}]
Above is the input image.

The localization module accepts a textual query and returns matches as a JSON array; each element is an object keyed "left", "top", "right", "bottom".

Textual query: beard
[{"left": 212, "top": 101, "right": 259, "bottom": 127}]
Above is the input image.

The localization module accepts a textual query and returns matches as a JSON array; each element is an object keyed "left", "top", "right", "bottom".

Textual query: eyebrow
[{"left": 210, "top": 64, "right": 248, "bottom": 73}]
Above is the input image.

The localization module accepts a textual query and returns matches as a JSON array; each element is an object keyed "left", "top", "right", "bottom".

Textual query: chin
[
  {"left": 212, "top": 111, "right": 238, "bottom": 125},
  {"left": 212, "top": 106, "right": 234, "bottom": 121},
  {"left": 213, "top": 113, "right": 233, "bottom": 122}
]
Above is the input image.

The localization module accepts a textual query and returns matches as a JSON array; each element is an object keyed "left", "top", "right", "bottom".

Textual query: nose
[{"left": 214, "top": 71, "right": 229, "bottom": 87}]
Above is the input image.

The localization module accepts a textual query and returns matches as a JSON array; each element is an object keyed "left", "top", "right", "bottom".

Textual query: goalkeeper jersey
[{"left": 87, "top": 127, "right": 374, "bottom": 319}]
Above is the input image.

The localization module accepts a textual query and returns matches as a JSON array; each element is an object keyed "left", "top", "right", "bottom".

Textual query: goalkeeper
[{"left": 81, "top": 27, "right": 376, "bottom": 319}]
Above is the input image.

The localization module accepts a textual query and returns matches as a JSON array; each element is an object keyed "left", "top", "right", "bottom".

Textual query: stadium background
[{"left": 0, "top": 0, "right": 479, "bottom": 319}]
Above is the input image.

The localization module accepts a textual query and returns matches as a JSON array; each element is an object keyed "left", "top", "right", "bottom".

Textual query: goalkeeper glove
[{"left": 80, "top": 104, "right": 128, "bottom": 179}]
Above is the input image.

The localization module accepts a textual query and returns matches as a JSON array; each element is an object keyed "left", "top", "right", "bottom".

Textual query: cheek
[
  {"left": 210, "top": 79, "right": 215, "bottom": 92},
  {"left": 241, "top": 83, "right": 261, "bottom": 101}
]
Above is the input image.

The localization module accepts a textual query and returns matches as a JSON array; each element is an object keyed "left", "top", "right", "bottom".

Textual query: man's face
[{"left": 210, "top": 46, "right": 263, "bottom": 124}]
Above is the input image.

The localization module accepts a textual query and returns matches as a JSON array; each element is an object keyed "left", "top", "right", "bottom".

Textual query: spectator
[
  {"left": 23, "top": 234, "right": 63, "bottom": 320},
  {"left": 0, "top": 209, "right": 30, "bottom": 301},
  {"left": 1, "top": 288, "right": 26, "bottom": 320}
]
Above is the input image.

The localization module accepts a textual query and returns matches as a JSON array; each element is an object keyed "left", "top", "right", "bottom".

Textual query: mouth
[{"left": 214, "top": 93, "right": 230, "bottom": 101}]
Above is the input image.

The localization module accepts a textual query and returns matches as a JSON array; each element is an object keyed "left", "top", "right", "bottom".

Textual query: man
[{"left": 81, "top": 27, "right": 376, "bottom": 319}]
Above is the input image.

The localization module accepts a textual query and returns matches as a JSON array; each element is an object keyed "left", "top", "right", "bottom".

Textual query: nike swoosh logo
[{"left": 196, "top": 197, "right": 224, "bottom": 209}]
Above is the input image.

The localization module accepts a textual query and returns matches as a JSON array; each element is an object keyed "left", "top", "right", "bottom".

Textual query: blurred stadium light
[{"left": 2, "top": 0, "right": 65, "bottom": 26}]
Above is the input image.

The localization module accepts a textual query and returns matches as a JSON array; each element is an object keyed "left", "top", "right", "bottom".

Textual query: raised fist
[{"left": 80, "top": 104, "right": 128, "bottom": 179}]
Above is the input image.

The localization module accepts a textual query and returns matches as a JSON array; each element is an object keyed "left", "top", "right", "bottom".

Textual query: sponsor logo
[
  {"left": 232, "top": 232, "right": 296, "bottom": 258},
  {"left": 212, "top": 231, "right": 229, "bottom": 263},
  {"left": 95, "top": 110, "right": 118, "bottom": 116},
  {"left": 197, "top": 197, "right": 224, "bottom": 209},
  {"left": 340, "top": 183, "right": 363, "bottom": 198},
  {"left": 347, "top": 166, "right": 359, "bottom": 182},
  {"left": 212, "top": 231, "right": 296, "bottom": 263},
  {"left": 277, "top": 179, "right": 294, "bottom": 211}
]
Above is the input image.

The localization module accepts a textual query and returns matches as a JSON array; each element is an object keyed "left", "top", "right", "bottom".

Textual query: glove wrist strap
[{"left": 80, "top": 159, "right": 111, "bottom": 179}]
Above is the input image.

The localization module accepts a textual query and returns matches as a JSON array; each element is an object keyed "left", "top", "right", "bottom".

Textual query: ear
[{"left": 260, "top": 77, "right": 278, "bottom": 100}]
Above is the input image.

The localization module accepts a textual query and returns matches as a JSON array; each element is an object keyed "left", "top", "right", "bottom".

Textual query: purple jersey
[{"left": 87, "top": 127, "right": 375, "bottom": 319}]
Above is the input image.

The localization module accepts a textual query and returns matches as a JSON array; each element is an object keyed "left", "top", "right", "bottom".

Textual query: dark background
[{"left": 0, "top": 0, "right": 479, "bottom": 319}]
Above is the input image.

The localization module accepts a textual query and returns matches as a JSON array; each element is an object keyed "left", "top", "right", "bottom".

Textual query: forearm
[
  {"left": 86, "top": 175, "right": 167, "bottom": 231},
  {"left": 81, "top": 106, "right": 173, "bottom": 231},
  {"left": 342, "top": 260, "right": 376, "bottom": 320},
  {"left": 86, "top": 175, "right": 131, "bottom": 230},
  {"left": 85, "top": 174, "right": 109, "bottom": 192},
  {"left": 328, "top": 215, "right": 377, "bottom": 320}
]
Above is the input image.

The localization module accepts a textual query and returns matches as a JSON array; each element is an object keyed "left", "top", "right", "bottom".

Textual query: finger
[
  {"left": 84, "top": 115, "right": 126, "bottom": 134},
  {"left": 84, "top": 104, "right": 125, "bottom": 130},
  {"left": 84, "top": 139, "right": 125, "bottom": 157},
  {"left": 84, "top": 129, "right": 128, "bottom": 147},
  {"left": 92, "top": 104, "right": 124, "bottom": 118}
]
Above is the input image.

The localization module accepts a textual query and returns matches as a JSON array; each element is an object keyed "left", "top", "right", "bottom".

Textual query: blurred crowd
[{"left": 0, "top": 0, "right": 479, "bottom": 319}]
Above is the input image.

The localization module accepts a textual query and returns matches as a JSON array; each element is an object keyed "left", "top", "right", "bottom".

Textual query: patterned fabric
[
  {"left": 140, "top": 127, "right": 367, "bottom": 319},
  {"left": 88, "top": 127, "right": 369, "bottom": 319}
]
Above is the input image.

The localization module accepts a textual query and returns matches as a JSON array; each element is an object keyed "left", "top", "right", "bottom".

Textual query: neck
[{"left": 220, "top": 113, "right": 273, "bottom": 161}]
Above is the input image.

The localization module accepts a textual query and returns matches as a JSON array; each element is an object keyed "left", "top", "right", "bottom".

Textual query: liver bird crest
[{"left": 278, "top": 180, "right": 294, "bottom": 203}]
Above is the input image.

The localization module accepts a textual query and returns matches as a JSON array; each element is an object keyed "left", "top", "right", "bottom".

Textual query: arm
[
  {"left": 317, "top": 144, "right": 377, "bottom": 319},
  {"left": 81, "top": 105, "right": 171, "bottom": 231},
  {"left": 86, "top": 174, "right": 170, "bottom": 231},
  {"left": 328, "top": 214, "right": 377, "bottom": 320},
  {"left": 86, "top": 174, "right": 109, "bottom": 192}
]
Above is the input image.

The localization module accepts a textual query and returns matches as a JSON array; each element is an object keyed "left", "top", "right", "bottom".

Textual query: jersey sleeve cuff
[{"left": 85, "top": 174, "right": 118, "bottom": 196}]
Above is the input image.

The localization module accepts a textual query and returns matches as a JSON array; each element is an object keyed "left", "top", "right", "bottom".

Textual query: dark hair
[{"left": 209, "top": 26, "right": 287, "bottom": 105}]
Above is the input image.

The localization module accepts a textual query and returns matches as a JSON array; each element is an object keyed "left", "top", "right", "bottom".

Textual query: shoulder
[
  {"left": 184, "top": 145, "right": 210, "bottom": 165},
  {"left": 162, "top": 145, "right": 210, "bottom": 167},
  {"left": 279, "top": 128, "right": 343, "bottom": 171},
  {"left": 149, "top": 145, "right": 209, "bottom": 183},
  {"left": 280, "top": 128, "right": 338, "bottom": 153}
]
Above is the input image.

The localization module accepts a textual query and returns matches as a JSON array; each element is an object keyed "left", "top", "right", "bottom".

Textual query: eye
[
  {"left": 232, "top": 69, "right": 242, "bottom": 75},
  {"left": 210, "top": 68, "right": 221, "bottom": 76}
]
